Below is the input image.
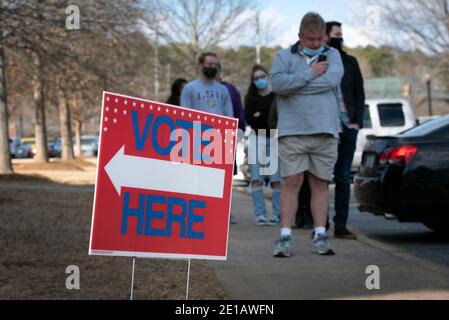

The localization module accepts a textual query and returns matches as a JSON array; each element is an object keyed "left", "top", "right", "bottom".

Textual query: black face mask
[
  {"left": 329, "top": 37, "right": 344, "bottom": 51},
  {"left": 202, "top": 67, "right": 218, "bottom": 79}
]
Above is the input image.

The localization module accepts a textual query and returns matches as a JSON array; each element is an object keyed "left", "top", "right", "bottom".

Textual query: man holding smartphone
[{"left": 271, "top": 12, "right": 344, "bottom": 257}]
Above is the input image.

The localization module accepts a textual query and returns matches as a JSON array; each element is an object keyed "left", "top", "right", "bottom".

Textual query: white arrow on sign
[{"left": 104, "top": 145, "right": 225, "bottom": 198}]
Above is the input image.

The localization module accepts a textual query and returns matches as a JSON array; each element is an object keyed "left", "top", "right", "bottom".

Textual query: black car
[{"left": 354, "top": 114, "right": 449, "bottom": 233}]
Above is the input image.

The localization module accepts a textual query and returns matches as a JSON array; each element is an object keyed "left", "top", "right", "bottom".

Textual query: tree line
[
  {"left": 2, "top": 0, "right": 449, "bottom": 174},
  {"left": 0, "top": 0, "right": 258, "bottom": 174}
]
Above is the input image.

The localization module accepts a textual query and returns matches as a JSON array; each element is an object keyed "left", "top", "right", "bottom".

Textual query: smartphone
[{"left": 318, "top": 55, "right": 327, "bottom": 62}]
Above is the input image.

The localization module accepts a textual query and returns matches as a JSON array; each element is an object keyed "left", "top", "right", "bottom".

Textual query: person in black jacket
[
  {"left": 166, "top": 78, "right": 187, "bottom": 106},
  {"left": 244, "top": 65, "right": 282, "bottom": 226},
  {"left": 325, "top": 21, "right": 365, "bottom": 239}
]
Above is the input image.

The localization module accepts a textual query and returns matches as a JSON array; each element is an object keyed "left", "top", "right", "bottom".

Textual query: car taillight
[
  {"left": 379, "top": 149, "right": 391, "bottom": 165},
  {"left": 379, "top": 145, "right": 418, "bottom": 166}
]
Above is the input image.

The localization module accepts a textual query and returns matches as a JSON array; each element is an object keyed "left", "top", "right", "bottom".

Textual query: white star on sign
[
  {"left": 106, "top": 107, "right": 109, "bottom": 112},
  {"left": 141, "top": 103, "right": 145, "bottom": 108},
  {"left": 212, "top": 118, "right": 215, "bottom": 123},
  {"left": 158, "top": 107, "right": 161, "bottom": 111},
  {"left": 166, "top": 108, "right": 169, "bottom": 113},
  {"left": 204, "top": 116, "right": 208, "bottom": 120},
  {"left": 189, "top": 113, "right": 192, "bottom": 118},
  {"left": 123, "top": 110, "right": 127, "bottom": 115},
  {"left": 106, "top": 96, "right": 110, "bottom": 102},
  {"left": 133, "top": 102, "right": 136, "bottom": 107},
  {"left": 115, "top": 98, "right": 118, "bottom": 103},
  {"left": 104, "top": 127, "right": 108, "bottom": 132},
  {"left": 150, "top": 105, "right": 153, "bottom": 110},
  {"left": 114, "top": 108, "right": 118, "bottom": 113},
  {"left": 113, "top": 118, "right": 117, "bottom": 124},
  {"left": 181, "top": 112, "right": 185, "bottom": 116},
  {"left": 173, "top": 110, "right": 177, "bottom": 115},
  {"left": 124, "top": 100, "right": 128, "bottom": 105},
  {"left": 104, "top": 117, "right": 109, "bottom": 122},
  {"left": 218, "top": 120, "right": 221, "bottom": 124}
]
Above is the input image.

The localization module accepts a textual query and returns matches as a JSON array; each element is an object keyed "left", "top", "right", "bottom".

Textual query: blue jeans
[
  {"left": 333, "top": 127, "right": 358, "bottom": 230},
  {"left": 249, "top": 137, "right": 282, "bottom": 219}
]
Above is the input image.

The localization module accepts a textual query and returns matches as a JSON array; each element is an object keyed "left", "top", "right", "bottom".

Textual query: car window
[
  {"left": 363, "top": 105, "right": 372, "bottom": 129},
  {"left": 398, "top": 115, "right": 449, "bottom": 137},
  {"left": 377, "top": 103, "right": 405, "bottom": 127},
  {"left": 82, "top": 138, "right": 96, "bottom": 144}
]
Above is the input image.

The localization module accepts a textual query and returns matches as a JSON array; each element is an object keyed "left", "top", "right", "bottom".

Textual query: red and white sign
[{"left": 89, "top": 92, "right": 238, "bottom": 260}]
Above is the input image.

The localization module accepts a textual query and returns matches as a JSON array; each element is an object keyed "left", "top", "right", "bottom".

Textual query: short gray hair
[{"left": 299, "top": 12, "right": 326, "bottom": 35}]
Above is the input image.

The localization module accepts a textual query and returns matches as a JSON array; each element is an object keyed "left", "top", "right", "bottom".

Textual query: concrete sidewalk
[{"left": 209, "top": 190, "right": 449, "bottom": 300}]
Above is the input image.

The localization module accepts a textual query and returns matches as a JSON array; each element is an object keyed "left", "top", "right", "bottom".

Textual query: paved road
[
  {"left": 211, "top": 190, "right": 449, "bottom": 299},
  {"left": 235, "top": 180, "right": 449, "bottom": 269},
  {"left": 347, "top": 201, "right": 449, "bottom": 268}
]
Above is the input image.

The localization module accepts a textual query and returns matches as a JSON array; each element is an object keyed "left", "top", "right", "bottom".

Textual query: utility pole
[
  {"left": 425, "top": 73, "right": 433, "bottom": 116},
  {"left": 165, "top": 63, "right": 172, "bottom": 99},
  {"left": 154, "top": 27, "right": 160, "bottom": 101},
  {"left": 256, "top": 12, "right": 261, "bottom": 65}
]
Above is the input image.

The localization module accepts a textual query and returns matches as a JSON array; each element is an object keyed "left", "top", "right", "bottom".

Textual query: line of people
[{"left": 165, "top": 11, "right": 365, "bottom": 258}]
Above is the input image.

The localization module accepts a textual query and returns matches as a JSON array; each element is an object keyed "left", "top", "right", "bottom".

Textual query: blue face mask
[
  {"left": 302, "top": 46, "right": 324, "bottom": 57},
  {"left": 254, "top": 77, "right": 269, "bottom": 90}
]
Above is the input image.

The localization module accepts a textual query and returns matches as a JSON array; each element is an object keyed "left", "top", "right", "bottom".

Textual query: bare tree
[
  {"left": 0, "top": 0, "right": 143, "bottom": 165},
  {"left": 57, "top": 89, "right": 74, "bottom": 161},
  {"left": 357, "top": 0, "right": 449, "bottom": 85},
  {"left": 0, "top": 33, "right": 12, "bottom": 174},
  {"left": 0, "top": 0, "right": 13, "bottom": 174},
  {"left": 144, "top": 0, "right": 256, "bottom": 79},
  {"left": 374, "top": 0, "right": 449, "bottom": 54}
]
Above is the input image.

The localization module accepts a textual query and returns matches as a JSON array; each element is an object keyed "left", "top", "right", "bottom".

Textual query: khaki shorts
[{"left": 278, "top": 134, "right": 339, "bottom": 181}]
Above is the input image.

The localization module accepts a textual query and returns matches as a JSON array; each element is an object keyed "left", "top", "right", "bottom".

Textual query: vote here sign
[{"left": 89, "top": 92, "right": 238, "bottom": 260}]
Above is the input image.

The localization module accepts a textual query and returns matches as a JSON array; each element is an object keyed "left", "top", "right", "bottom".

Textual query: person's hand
[
  {"left": 349, "top": 124, "right": 360, "bottom": 130},
  {"left": 311, "top": 61, "right": 328, "bottom": 77}
]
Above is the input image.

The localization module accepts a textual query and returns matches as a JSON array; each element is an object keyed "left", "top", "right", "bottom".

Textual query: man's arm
[
  {"left": 229, "top": 84, "right": 247, "bottom": 130},
  {"left": 271, "top": 51, "right": 317, "bottom": 96},
  {"left": 180, "top": 83, "right": 193, "bottom": 108},
  {"left": 352, "top": 57, "right": 366, "bottom": 127},
  {"left": 223, "top": 89, "right": 234, "bottom": 118},
  {"left": 297, "top": 50, "right": 344, "bottom": 95}
]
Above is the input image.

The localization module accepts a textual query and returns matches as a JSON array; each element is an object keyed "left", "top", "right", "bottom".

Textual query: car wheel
[{"left": 423, "top": 222, "right": 449, "bottom": 234}]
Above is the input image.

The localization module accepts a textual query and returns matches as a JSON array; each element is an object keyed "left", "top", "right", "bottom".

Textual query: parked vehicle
[
  {"left": 9, "top": 137, "right": 21, "bottom": 158},
  {"left": 352, "top": 99, "right": 417, "bottom": 170},
  {"left": 15, "top": 140, "right": 35, "bottom": 158},
  {"left": 18, "top": 137, "right": 60, "bottom": 158},
  {"left": 47, "top": 141, "right": 61, "bottom": 158},
  {"left": 417, "top": 115, "right": 442, "bottom": 125},
  {"left": 80, "top": 135, "right": 99, "bottom": 157},
  {"left": 72, "top": 135, "right": 99, "bottom": 157},
  {"left": 354, "top": 114, "right": 449, "bottom": 233}
]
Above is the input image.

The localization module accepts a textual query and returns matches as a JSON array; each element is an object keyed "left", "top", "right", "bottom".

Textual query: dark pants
[
  {"left": 333, "top": 127, "right": 358, "bottom": 231},
  {"left": 295, "top": 173, "right": 331, "bottom": 230},
  {"left": 295, "top": 174, "right": 312, "bottom": 228}
]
